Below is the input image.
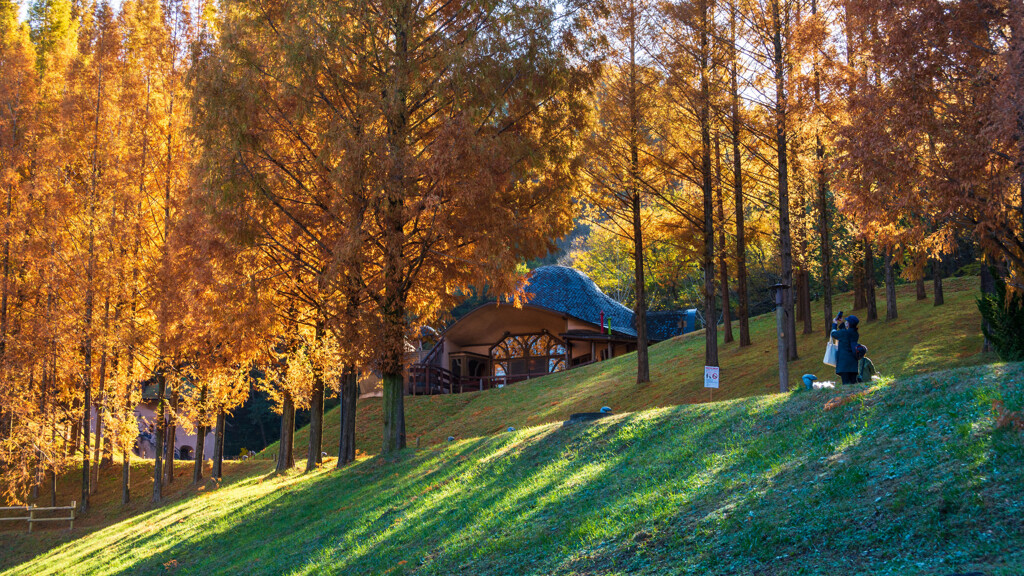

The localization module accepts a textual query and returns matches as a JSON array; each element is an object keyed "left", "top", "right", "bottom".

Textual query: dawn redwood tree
[
  {"left": 0, "top": 0, "right": 42, "bottom": 502},
  {"left": 839, "top": 0, "right": 1024, "bottom": 295},
  {"left": 144, "top": 0, "right": 195, "bottom": 503},
  {"left": 0, "top": 0, "right": 36, "bottom": 365},
  {"left": 112, "top": 0, "right": 166, "bottom": 503},
  {"left": 884, "top": 246, "right": 897, "bottom": 320},
  {"left": 366, "top": 0, "right": 600, "bottom": 452},
  {"left": 661, "top": 0, "right": 724, "bottom": 367},
  {"left": 766, "top": 0, "right": 797, "bottom": 360},
  {"left": 714, "top": 134, "right": 733, "bottom": 343},
  {"left": 725, "top": 0, "right": 751, "bottom": 346},
  {"left": 805, "top": 0, "right": 840, "bottom": 337},
  {"left": 582, "top": 0, "right": 661, "bottom": 384},
  {"left": 60, "top": 1, "right": 123, "bottom": 513},
  {"left": 739, "top": 0, "right": 800, "bottom": 360},
  {"left": 198, "top": 0, "right": 600, "bottom": 454},
  {"left": 193, "top": 0, "right": 375, "bottom": 467}
]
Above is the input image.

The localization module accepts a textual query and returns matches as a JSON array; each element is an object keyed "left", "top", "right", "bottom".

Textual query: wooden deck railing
[
  {"left": 407, "top": 364, "right": 547, "bottom": 395},
  {"left": 0, "top": 501, "right": 76, "bottom": 532}
]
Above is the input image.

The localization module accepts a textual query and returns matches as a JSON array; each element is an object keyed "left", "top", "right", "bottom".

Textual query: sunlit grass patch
[
  {"left": 4, "top": 363, "right": 1022, "bottom": 575},
  {"left": 2, "top": 278, "right": 1016, "bottom": 575}
]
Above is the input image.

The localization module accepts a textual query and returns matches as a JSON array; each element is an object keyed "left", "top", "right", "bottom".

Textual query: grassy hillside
[
  {"left": 3, "top": 362, "right": 1022, "bottom": 575},
  {"left": 282, "top": 276, "right": 988, "bottom": 459},
  {"left": 0, "top": 277, "right": 997, "bottom": 572}
]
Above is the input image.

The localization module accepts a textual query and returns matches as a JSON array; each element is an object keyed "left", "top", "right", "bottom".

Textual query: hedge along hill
[
  {"left": 274, "top": 276, "right": 989, "bottom": 460},
  {"left": 5, "top": 363, "right": 1022, "bottom": 575}
]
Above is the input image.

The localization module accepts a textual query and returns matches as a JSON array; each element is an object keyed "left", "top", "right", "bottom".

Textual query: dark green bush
[{"left": 977, "top": 272, "right": 1024, "bottom": 362}]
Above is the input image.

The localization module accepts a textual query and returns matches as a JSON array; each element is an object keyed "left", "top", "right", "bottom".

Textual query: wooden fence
[{"left": 0, "top": 501, "right": 76, "bottom": 532}]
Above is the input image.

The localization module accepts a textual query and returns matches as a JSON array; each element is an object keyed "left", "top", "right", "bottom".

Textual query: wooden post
[
  {"left": 70, "top": 500, "right": 76, "bottom": 530},
  {"left": 771, "top": 283, "right": 790, "bottom": 392},
  {"left": 28, "top": 504, "right": 34, "bottom": 533}
]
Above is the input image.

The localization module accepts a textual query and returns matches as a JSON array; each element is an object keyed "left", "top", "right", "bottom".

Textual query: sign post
[
  {"left": 704, "top": 365, "right": 720, "bottom": 402},
  {"left": 769, "top": 283, "right": 790, "bottom": 392}
]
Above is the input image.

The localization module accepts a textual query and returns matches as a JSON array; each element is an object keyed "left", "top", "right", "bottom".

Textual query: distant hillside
[{"left": 4, "top": 361, "right": 1021, "bottom": 575}]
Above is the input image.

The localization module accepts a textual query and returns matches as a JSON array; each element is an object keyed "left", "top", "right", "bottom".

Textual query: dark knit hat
[{"left": 846, "top": 315, "right": 859, "bottom": 328}]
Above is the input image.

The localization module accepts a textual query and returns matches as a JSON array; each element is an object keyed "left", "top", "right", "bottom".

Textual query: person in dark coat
[{"left": 831, "top": 314, "right": 860, "bottom": 384}]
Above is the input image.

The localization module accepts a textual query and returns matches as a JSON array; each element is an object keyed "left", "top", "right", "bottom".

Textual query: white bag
[{"left": 823, "top": 339, "right": 838, "bottom": 366}]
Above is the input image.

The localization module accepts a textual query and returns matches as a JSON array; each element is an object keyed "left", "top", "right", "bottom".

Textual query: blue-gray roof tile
[{"left": 523, "top": 266, "right": 637, "bottom": 337}]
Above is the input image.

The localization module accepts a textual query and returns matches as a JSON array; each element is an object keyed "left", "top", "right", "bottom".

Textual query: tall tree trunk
[
  {"left": 730, "top": 4, "right": 750, "bottom": 347},
  {"left": 811, "top": 0, "right": 834, "bottom": 338},
  {"left": 31, "top": 368, "right": 51, "bottom": 503},
  {"left": 381, "top": 370, "right": 406, "bottom": 452},
  {"left": 155, "top": 19, "right": 179, "bottom": 499},
  {"left": 306, "top": 374, "right": 325, "bottom": 472},
  {"left": 80, "top": 41, "right": 106, "bottom": 515},
  {"left": 276, "top": 392, "right": 295, "bottom": 473},
  {"left": 627, "top": 0, "right": 650, "bottom": 383},
  {"left": 715, "top": 134, "right": 733, "bottom": 344},
  {"left": 1, "top": 185, "right": 10, "bottom": 361},
  {"left": 632, "top": 188, "right": 649, "bottom": 379},
  {"left": 381, "top": 0, "right": 411, "bottom": 453},
  {"left": 70, "top": 416, "right": 81, "bottom": 458},
  {"left": 164, "top": 390, "right": 177, "bottom": 485},
  {"left": 152, "top": 369, "right": 166, "bottom": 502},
  {"left": 91, "top": 401, "right": 101, "bottom": 494},
  {"left": 916, "top": 275, "right": 927, "bottom": 300},
  {"left": 212, "top": 410, "right": 225, "bottom": 480},
  {"left": 192, "top": 384, "right": 207, "bottom": 484},
  {"left": 884, "top": 249, "right": 898, "bottom": 320},
  {"left": 980, "top": 258, "right": 996, "bottom": 353},
  {"left": 865, "top": 240, "right": 878, "bottom": 321},
  {"left": 124, "top": 78, "right": 149, "bottom": 506},
  {"left": 192, "top": 424, "right": 206, "bottom": 484},
  {"left": 772, "top": 0, "right": 797, "bottom": 360},
  {"left": 816, "top": 185, "right": 833, "bottom": 336},
  {"left": 80, "top": 199, "right": 95, "bottom": 512},
  {"left": 794, "top": 268, "right": 811, "bottom": 332},
  {"left": 337, "top": 366, "right": 358, "bottom": 468},
  {"left": 933, "top": 257, "right": 944, "bottom": 306},
  {"left": 700, "top": 0, "right": 718, "bottom": 367},
  {"left": 121, "top": 449, "right": 130, "bottom": 505},
  {"left": 853, "top": 261, "right": 867, "bottom": 310},
  {"left": 306, "top": 322, "right": 326, "bottom": 472},
  {"left": 794, "top": 269, "right": 803, "bottom": 323},
  {"left": 94, "top": 295, "right": 111, "bottom": 487}
]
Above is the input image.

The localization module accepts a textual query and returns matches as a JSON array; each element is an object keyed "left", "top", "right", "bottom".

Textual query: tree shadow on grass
[
  {"left": 6, "top": 364, "right": 1022, "bottom": 576},
  {"left": 554, "top": 365, "right": 1024, "bottom": 576}
]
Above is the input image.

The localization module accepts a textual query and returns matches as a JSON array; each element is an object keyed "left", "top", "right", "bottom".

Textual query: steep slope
[{"left": 4, "top": 362, "right": 1022, "bottom": 575}]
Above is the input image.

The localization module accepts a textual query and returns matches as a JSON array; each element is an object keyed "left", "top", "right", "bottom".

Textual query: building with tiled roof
[{"left": 407, "top": 266, "right": 696, "bottom": 394}]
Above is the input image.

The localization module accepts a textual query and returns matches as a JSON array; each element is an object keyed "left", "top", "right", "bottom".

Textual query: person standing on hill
[{"left": 832, "top": 314, "right": 860, "bottom": 385}]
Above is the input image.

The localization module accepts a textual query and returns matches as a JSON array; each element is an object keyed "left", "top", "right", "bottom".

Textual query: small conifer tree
[{"left": 977, "top": 271, "right": 1024, "bottom": 362}]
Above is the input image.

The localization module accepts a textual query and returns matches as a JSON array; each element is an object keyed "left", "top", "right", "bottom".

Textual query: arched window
[{"left": 491, "top": 333, "right": 566, "bottom": 377}]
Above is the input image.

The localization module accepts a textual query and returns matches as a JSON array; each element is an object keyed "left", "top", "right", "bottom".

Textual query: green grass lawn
[
  {"left": 283, "top": 276, "right": 989, "bottom": 460},
  {"left": 1, "top": 276, "right": 1010, "bottom": 574},
  {"left": 3, "top": 362, "right": 1022, "bottom": 575}
]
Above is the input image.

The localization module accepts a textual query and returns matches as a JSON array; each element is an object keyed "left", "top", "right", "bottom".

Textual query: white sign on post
[{"left": 704, "top": 366, "right": 720, "bottom": 389}]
